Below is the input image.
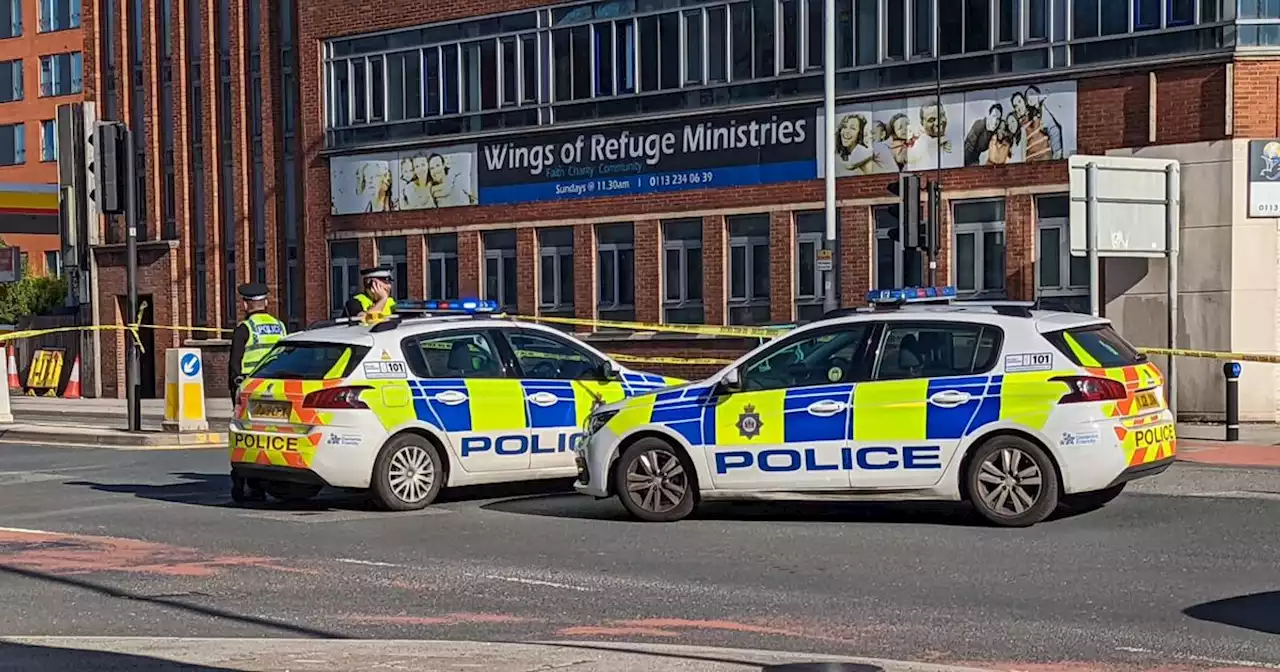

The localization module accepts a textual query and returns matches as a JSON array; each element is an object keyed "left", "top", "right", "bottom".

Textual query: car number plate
[
  {"left": 251, "top": 401, "right": 291, "bottom": 420},
  {"left": 1134, "top": 391, "right": 1159, "bottom": 411}
]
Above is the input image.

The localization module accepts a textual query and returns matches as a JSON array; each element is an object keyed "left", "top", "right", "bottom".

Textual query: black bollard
[{"left": 1224, "top": 361, "right": 1240, "bottom": 442}]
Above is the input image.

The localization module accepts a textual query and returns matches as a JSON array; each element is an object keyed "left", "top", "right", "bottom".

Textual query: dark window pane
[
  {"left": 658, "top": 12, "right": 680, "bottom": 88},
  {"left": 618, "top": 248, "right": 635, "bottom": 304},
  {"left": 1135, "top": 0, "right": 1160, "bottom": 29},
  {"left": 441, "top": 45, "right": 459, "bottom": 113},
  {"left": 751, "top": 243, "right": 769, "bottom": 298},
  {"left": 708, "top": 6, "right": 727, "bottom": 81},
  {"left": 615, "top": 20, "right": 636, "bottom": 93},
  {"left": 1100, "top": 0, "right": 1128, "bottom": 34},
  {"left": 886, "top": 0, "right": 905, "bottom": 59},
  {"left": 1073, "top": 0, "right": 1099, "bottom": 38},
  {"left": 570, "top": 26, "right": 591, "bottom": 99},
  {"left": 1038, "top": 227, "right": 1060, "bottom": 287},
  {"left": 939, "top": 0, "right": 962, "bottom": 54},
  {"left": 998, "top": 0, "right": 1018, "bottom": 42},
  {"left": 912, "top": 0, "right": 932, "bottom": 55},
  {"left": 520, "top": 35, "right": 537, "bottom": 102},
  {"left": 553, "top": 29, "right": 572, "bottom": 100},
  {"left": 638, "top": 15, "right": 659, "bottom": 90},
  {"left": 559, "top": 252, "right": 574, "bottom": 304},
  {"left": 686, "top": 246, "right": 702, "bottom": 300},
  {"left": 541, "top": 253, "right": 556, "bottom": 304},
  {"left": 964, "top": 0, "right": 990, "bottom": 52},
  {"left": 806, "top": 0, "right": 823, "bottom": 67},
  {"left": 595, "top": 22, "right": 614, "bottom": 95},
  {"left": 1027, "top": 0, "right": 1048, "bottom": 39},
  {"left": 424, "top": 48, "right": 440, "bottom": 115},
  {"left": 855, "top": 0, "right": 876, "bottom": 65},
  {"left": 780, "top": 0, "right": 798, "bottom": 70},
  {"left": 665, "top": 248, "right": 681, "bottom": 301},
  {"left": 752, "top": 0, "right": 775, "bottom": 76},
  {"left": 1169, "top": 0, "right": 1194, "bottom": 25},
  {"left": 730, "top": 246, "right": 746, "bottom": 298}
]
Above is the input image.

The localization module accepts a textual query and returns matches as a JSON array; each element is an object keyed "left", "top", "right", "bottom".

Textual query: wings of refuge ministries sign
[{"left": 476, "top": 107, "right": 817, "bottom": 205}]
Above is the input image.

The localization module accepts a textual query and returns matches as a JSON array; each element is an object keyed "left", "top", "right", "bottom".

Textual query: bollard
[
  {"left": 162, "top": 348, "right": 209, "bottom": 432},
  {"left": 1224, "top": 361, "right": 1240, "bottom": 442},
  {"left": 0, "top": 350, "right": 12, "bottom": 424}
]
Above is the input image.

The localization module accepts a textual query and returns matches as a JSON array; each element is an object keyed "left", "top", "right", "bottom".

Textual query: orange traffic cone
[
  {"left": 63, "top": 354, "right": 81, "bottom": 399},
  {"left": 6, "top": 345, "right": 18, "bottom": 392}
]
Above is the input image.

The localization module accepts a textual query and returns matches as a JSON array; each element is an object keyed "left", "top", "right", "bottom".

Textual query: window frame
[
  {"left": 0, "top": 58, "right": 22, "bottom": 102},
  {"left": 39, "top": 0, "right": 82, "bottom": 33},
  {"left": 794, "top": 229, "right": 825, "bottom": 303},
  {"left": 39, "top": 119, "right": 56, "bottom": 162},
  {"left": 663, "top": 235, "right": 703, "bottom": 310},
  {"left": 427, "top": 249, "right": 460, "bottom": 301},
  {"left": 483, "top": 245, "right": 518, "bottom": 310},
  {"left": 400, "top": 327, "right": 511, "bottom": 380},
  {"left": 868, "top": 319, "right": 1004, "bottom": 381},
  {"left": 727, "top": 232, "right": 769, "bottom": 306},
  {"left": 732, "top": 320, "right": 878, "bottom": 392},
  {"left": 493, "top": 326, "right": 609, "bottom": 381},
  {"left": 951, "top": 199, "right": 1007, "bottom": 300},
  {"left": 539, "top": 242, "right": 574, "bottom": 312},
  {"left": 1035, "top": 195, "right": 1088, "bottom": 303},
  {"left": 328, "top": 241, "right": 361, "bottom": 317}
]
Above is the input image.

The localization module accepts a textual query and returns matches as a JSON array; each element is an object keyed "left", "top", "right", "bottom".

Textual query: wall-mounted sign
[
  {"left": 329, "top": 143, "right": 478, "bottom": 215},
  {"left": 1248, "top": 140, "right": 1280, "bottom": 217},
  {"left": 475, "top": 106, "right": 816, "bottom": 205}
]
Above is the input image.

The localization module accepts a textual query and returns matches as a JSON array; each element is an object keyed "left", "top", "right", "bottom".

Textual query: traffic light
[
  {"left": 886, "top": 173, "right": 921, "bottom": 248},
  {"left": 94, "top": 121, "right": 127, "bottom": 215}
]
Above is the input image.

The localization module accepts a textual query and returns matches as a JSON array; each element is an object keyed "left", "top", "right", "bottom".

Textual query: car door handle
[
  {"left": 805, "top": 400, "right": 848, "bottom": 417},
  {"left": 929, "top": 390, "right": 972, "bottom": 407},
  {"left": 526, "top": 392, "right": 560, "bottom": 407},
  {"left": 433, "top": 390, "right": 469, "bottom": 406}
]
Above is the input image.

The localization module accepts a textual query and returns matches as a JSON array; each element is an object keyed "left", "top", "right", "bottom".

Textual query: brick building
[
  {"left": 77, "top": 0, "right": 1280, "bottom": 418},
  {"left": 0, "top": 0, "right": 82, "bottom": 275}
]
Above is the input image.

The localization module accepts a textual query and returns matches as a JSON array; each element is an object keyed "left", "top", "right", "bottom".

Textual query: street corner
[
  {"left": 1176, "top": 441, "right": 1280, "bottom": 469},
  {"left": 0, "top": 423, "right": 228, "bottom": 451}
]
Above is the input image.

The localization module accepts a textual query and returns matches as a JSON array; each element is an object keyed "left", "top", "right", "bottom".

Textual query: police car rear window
[
  {"left": 1045, "top": 325, "right": 1144, "bottom": 368},
  {"left": 252, "top": 343, "right": 370, "bottom": 380}
]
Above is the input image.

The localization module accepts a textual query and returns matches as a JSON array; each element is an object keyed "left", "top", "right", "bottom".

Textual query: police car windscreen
[
  {"left": 1044, "top": 325, "right": 1144, "bottom": 368},
  {"left": 252, "top": 343, "right": 371, "bottom": 380}
]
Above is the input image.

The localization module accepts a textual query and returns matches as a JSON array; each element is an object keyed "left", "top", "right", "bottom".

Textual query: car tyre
[
  {"left": 1061, "top": 482, "right": 1126, "bottom": 513},
  {"left": 371, "top": 434, "right": 444, "bottom": 512},
  {"left": 965, "top": 435, "right": 1060, "bottom": 528},
  {"left": 613, "top": 437, "right": 697, "bottom": 523}
]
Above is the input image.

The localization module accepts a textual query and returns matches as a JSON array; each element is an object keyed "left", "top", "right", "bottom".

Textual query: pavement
[{"left": 0, "top": 443, "right": 1277, "bottom": 670}]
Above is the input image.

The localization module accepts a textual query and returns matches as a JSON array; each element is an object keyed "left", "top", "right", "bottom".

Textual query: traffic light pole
[
  {"left": 123, "top": 126, "right": 141, "bottom": 432},
  {"left": 821, "top": 0, "right": 838, "bottom": 314}
]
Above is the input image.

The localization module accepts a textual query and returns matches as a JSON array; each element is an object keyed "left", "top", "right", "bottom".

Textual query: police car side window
[
  {"left": 507, "top": 331, "right": 603, "bottom": 380},
  {"left": 412, "top": 332, "right": 504, "bottom": 379},
  {"left": 874, "top": 323, "right": 999, "bottom": 381},
  {"left": 740, "top": 325, "right": 872, "bottom": 392}
]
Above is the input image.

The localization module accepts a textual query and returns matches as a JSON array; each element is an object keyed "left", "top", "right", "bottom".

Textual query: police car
[
  {"left": 229, "top": 300, "right": 682, "bottom": 510},
  {"left": 575, "top": 287, "right": 1175, "bottom": 527}
]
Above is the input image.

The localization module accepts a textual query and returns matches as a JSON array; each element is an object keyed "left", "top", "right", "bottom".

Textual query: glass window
[
  {"left": 45, "top": 250, "right": 61, "bottom": 276},
  {"left": 939, "top": 0, "right": 962, "bottom": 53},
  {"left": 0, "top": 0, "right": 21, "bottom": 38},
  {"left": 377, "top": 236, "right": 410, "bottom": 300},
  {"left": 0, "top": 122, "right": 23, "bottom": 165},
  {"left": 854, "top": 0, "right": 876, "bottom": 65},
  {"left": 1027, "top": 0, "right": 1048, "bottom": 39},
  {"left": 805, "top": 0, "right": 823, "bottom": 68},
  {"left": 751, "top": 0, "right": 775, "bottom": 76},
  {"left": 658, "top": 11, "right": 680, "bottom": 88},
  {"left": 597, "top": 223, "right": 634, "bottom": 317},
  {"left": 779, "top": 0, "right": 798, "bottom": 71},
  {"left": 685, "top": 9, "right": 704, "bottom": 83},
  {"left": 874, "top": 323, "right": 1000, "bottom": 380},
  {"left": 483, "top": 230, "right": 518, "bottom": 311},
  {"left": 39, "top": 119, "right": 55, "bottom": 162},
  {"left": 964, "top": 0, "right": 990, "bottom": 52},
  {"left": 1073, "top": 0, "right": 1099, "bottom": 38},
  {"left": 707, "top": 6, "right": 727, "bottom": 81},
  {"left": 729, "top": 2, "right": 751, "bottom": 81},
  {"left": 912, "top": 0, "right": 932, "bottom": 56},
  {"left": 615, "top": 19, "right": 636, "bottom": 93},
  {"left": 874, "top": 205, "right": 922, "bottom": 288},
  {"left": 997, "top": 0, "right": 1018, "bottom": 43},
  {"left": 253, "top": 343, "right": 370, "bottom": 380},
  {"left": 1100, "top": 0, "right": 1128, "bottom": 34},
  {"left": 1168, "top": 0, "right": 1195, "bottom": 26},
  {"left": 952, "top": 199, "right": 1005, "bottom": 299},
  {"left": 329, "top": 240, "right": 360, "bottom": 316},
  {"left": 741, "top": 323, "right": 873, "bottom": 391},
  {"left": 637, "top": 15, "right": 659, "bottom": 91},
  {"left": 428, "top": 233, "right": 459, "bottom": 301},
  {"left": 506, "top": 330, "right": 604, "bottom": 380},
  {"left": 411, "top": 331, "right": 504, "bottom": 379},
  {"left": 794, "top": 211, "right": 830, "bottom": 323},
  {"left": 594, "top": 22, "right": 613, "bottom": 96},
  {"left": 1035, "top": 195, "right": 1087, "bottom": 311},
  {"left": 663, "top": 218, "right": 703, "bottom": 324},
  {"left": 0, "top": 59, "right": 21, "bottom": 102},
  {"left": 1135, "top": 0, "right": 1160, "bottom": 29},
  {"left": 885, "top": 0, "right": 905, "bottom": 60},
  {"left": 39, "top": 0, "right": 80, "bottom": 32},
  {"left": 539, "top": 227, "right": 575, "bottom": 313},
  {"left": 39, "top": 52, "right": 82, "bottom": 96},
  {"left": 727, "top": 214, "right": 769, "bottom": 325},
  {"left": 1047, "top": 324, "right": 1144, "bottom": 368}
]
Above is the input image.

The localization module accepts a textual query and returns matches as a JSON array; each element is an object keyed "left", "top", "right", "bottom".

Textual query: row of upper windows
[
  {"left": 0, "top": 53, "right": 83, "bottom": 103},
  {"left": 322, "top": 0, "right": 1232, "bottom": 148},
  {"left": 327, "top": 195, "right": 1086, "bottom": 325},
  {"left": 0, "top": 119, "right": 60, "bottom": 166},
  {"left": 0, "top": 0, "right": 81, "bottom": 38}
]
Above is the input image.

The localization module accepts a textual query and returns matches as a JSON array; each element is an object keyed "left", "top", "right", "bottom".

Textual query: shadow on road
[
  {"left": 0, "top": 563, "right": 350, "bottom": 639},
  {"left": 1184, "top": 591, "right": 1280, "bottom": 635},
  {"left": 0, "top": 641, "right": 241, "bottom": 671}
]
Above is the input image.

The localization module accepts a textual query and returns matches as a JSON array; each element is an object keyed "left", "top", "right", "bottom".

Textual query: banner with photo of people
[
  {"left": 816, "top": 80, "right": 1077, "bottom": 177},
  {"left": 329, "top": 144, "right": 479, "bottom": 215}
]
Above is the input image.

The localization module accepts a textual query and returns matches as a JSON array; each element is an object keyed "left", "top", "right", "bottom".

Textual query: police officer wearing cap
[
  {"left": 229, "top": 282, "right": 287, "bottom": 394},
  {"left": 344, "top": 267, "right": 398, "bottom": 319}
]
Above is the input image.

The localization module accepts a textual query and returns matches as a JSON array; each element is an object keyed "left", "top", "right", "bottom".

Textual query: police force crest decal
[{"left": 736, "top": 404, "right": 763, "bottom": 439}]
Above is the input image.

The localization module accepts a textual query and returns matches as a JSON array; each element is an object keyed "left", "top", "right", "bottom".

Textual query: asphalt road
[{"left": 0, "top": 443, "right": 1277, "bottom": 670}]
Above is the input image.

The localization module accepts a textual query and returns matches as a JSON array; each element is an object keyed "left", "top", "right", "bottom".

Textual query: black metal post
[
  {"left": 124, "top": 126, "right": 140, "bottom": 432},
  {"left": 1223, "top": 361, "right": 1240, "bottom": 442}
]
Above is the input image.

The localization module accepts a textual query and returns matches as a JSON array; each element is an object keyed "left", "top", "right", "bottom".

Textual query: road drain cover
[{"left": 757, "top": 660, "right": 880, "bottom": 665}]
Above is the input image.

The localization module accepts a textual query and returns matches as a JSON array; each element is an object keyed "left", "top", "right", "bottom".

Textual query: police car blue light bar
[
  {"left": 393, "top": 299, "right": 500, "bottom": 314},
  {"left": 865, "top": 286, "right": 958, "bottom": 304}
]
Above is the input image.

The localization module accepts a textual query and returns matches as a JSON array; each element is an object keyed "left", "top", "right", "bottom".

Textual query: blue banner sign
[{"left": 476, "top": 107, "right": 816, "bottom": 205}]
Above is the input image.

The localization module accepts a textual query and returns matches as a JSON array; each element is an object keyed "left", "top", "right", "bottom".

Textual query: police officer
[
  {"left": 228, "top": 283, "right": 286, "bottom": 504},
  {"left": 344, "top": 267, "right": 398, "bottom": 320}
]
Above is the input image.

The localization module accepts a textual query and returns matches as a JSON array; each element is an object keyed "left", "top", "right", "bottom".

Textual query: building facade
[
  {"left": 0, "top": 0, "right": 82, "bottom": 275},
  {"left": 78, "top": 0, "right": 1280, "bottom": 418}
]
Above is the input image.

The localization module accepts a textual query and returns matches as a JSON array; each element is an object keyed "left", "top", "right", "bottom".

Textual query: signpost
[{"left": 1068, "top": 154, "right": 1181, "bottom": 414}]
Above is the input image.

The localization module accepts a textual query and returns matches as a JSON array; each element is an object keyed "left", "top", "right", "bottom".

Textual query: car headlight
[{"left": 586, "top": 410, "right": 618, "bottom": 437}]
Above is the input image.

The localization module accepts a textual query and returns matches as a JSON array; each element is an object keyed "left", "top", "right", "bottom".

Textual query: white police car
[
  {"left": 575, "top": 287, "right": 1175, "bottom": 527},
  {"left": 229, "top": 300, "right": 681, "bottom": 510}
]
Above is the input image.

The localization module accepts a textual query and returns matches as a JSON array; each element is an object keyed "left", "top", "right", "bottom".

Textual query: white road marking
[
  {"left": 1116, "top": 646, "right": 1280, "bottom": 669},
  {"left": 0, "top": 526, "right": 61, "bottom": 536},
  {"left": 335, "top": 558, "right": 401, "bottom": 568},
  {"left": 483, "top": 574, "right": 593, "bottom": 592}
]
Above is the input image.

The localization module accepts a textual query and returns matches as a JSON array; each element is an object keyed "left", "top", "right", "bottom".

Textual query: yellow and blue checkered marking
[
  {"left": 925, "top": 375, "right": 1002, "bottom": 440},
  {"left": 621, "top": 372, "right": 671, "bottom": 396},
  {"left": 523, "top": 380, "right": 578, "bottom": 428},
  {"left": 784, "top": 384, "right": 855, "bottom": 443}
]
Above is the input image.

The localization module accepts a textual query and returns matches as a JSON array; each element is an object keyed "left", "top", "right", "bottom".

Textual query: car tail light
[
  {"left": 303, "top": 386, "right": 371, "bottom": 409},
  {"left": 1052, "top": 376, "right": 1127, "bottom": 404}
]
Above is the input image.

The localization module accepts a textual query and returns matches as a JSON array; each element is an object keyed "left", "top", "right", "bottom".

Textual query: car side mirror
[
  {"left": 601, "top": 361, "right": 623, "bottom": 380},
  {"left": 719, "top": 368, "right": 742, "bottom": 392}
]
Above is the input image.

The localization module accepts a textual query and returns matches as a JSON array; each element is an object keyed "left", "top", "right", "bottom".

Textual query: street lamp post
[{"left": 822, "top": 0, "right": 838, "bottom": 313}]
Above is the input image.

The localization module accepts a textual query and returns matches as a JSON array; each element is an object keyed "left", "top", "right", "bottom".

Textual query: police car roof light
[
  {"left": 393, "top": 299, "right": 500, "bottom": 315},
  {"left": 865, "top": 286, "right": 958, "bottom": 307}
]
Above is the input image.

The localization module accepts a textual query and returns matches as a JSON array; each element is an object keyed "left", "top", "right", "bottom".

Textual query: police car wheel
[
  {"left": 613, "top": 438, "right": 696, "bottom": 523},
  {"left": 372, "top": 435, "right": 444, "bottom": 511},
  {"left": 965, "top": 436, "right": 1060, "bottom": 528}
]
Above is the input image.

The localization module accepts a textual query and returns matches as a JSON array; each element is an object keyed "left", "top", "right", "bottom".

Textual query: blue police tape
[
  {"left": 714, "top": 446, "right": 942, "bottom": 474},
  {"left": 461, "top": 432, "right": 586, "bottom": 457}
]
